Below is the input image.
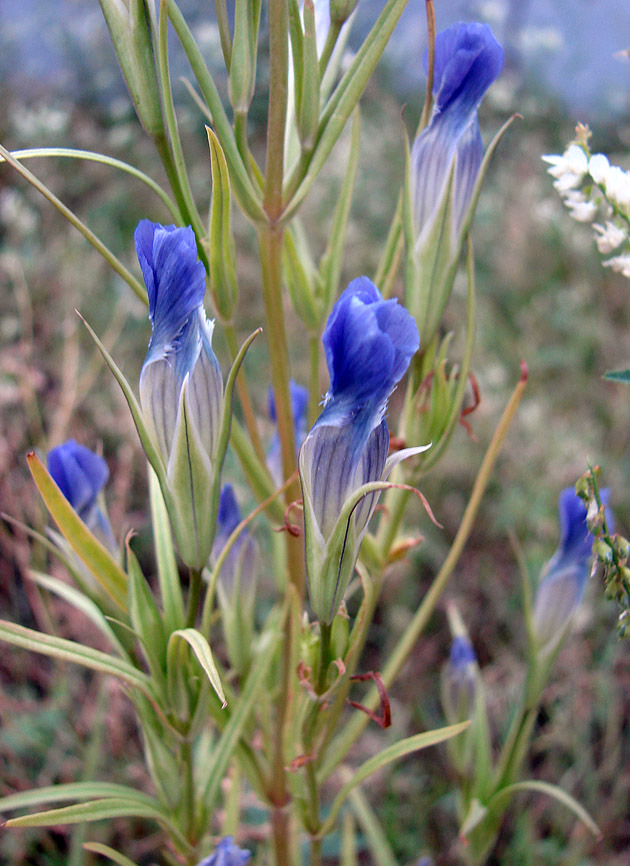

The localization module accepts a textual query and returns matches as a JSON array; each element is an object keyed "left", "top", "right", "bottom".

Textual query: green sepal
[
  {"left": 408, "top": 159, "right": 457, "bottom": 346},
  {"left": 26, "top": 452, "right": 128, "bottom": 611},
  {"left": 207, "top": 127, "right": 239, "bottom": 322},
  {"left": 319, "top": 106, "right": 361, "bottom": 318},
  {"left": 304, "top": 451, "right": 429, "bottom": 623},
  {"left": 166, "top": 381, "right": 216, "bottom": 569},
  {"left": 126, "top": 543, "right": 168, "bottom": 694},
  {"left": 148, "top": 468, "right": 186, "bottom": 635},
  {"left": 228, "top": 0, "right": 258, "bottom": 112},
  {"left": 298, "top": 0, "right": 320, "bottom": 151},
  {"left": 99, "top": 0, "right": 164, "bottom": 139}
]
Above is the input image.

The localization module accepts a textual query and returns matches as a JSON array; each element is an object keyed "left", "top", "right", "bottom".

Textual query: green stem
[
  {"left": 320, "top": 364, "right": 529, "bottom": 779},
  {"left": 186, "top": 567, "right": 203, "bottom": 628},
  {"left": 181, "top": 737, "right": 196, "bottom": 854},
  {"left": 318, "top": 20, "right": 342, "bottom": 78}
]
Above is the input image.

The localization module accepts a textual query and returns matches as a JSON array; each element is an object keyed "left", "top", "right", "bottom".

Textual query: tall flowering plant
[{"left": 0, "top": 2, "right": 611, "bottom": 865}]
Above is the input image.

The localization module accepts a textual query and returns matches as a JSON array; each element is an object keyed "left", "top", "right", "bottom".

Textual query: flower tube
[{"left": 299, "top": 277, "right": 425, "bottom": 623}]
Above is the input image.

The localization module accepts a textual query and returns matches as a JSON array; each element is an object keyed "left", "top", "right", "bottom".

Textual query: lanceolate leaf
[
  {"left": 168, "top": 628, "right": 226, "bottom": 707},
  {"left": 26, "top": 453, "right": 127, "bottom": 610},
  {"left": 83, "top": 842, "right": 141, "bottom": 866},
  {"left": 0, "top": 620, "right": 152, "bottom": 697},
  {"left": 0, "top": 781, "right": 157, "bottom": 812},
  {"left": 487, "top": 779, "right": 601, "bottom": 839},
  {"left": 318, "top": 722, "right": 469, "bottom": 836}
]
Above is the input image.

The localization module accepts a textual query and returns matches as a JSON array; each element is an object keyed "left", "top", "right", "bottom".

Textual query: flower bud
[
  {"left": 533, "top": 487, "right": 612, "bottom": 651},
  {"left": 407, "top": 22, "right": 504, "bottom": 344},
  {"left": 197, "top": 836, "right": 251, "bottom": 866},
  {"left": 48, "top": 439, "right": 116, "bottom": 552},
  {"left": 136, "top": 220, "right": 224, "bottom": 568}
]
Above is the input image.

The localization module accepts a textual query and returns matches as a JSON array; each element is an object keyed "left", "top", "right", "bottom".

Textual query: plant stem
[{"left": 186, "top": 566, "right": 203, "bottom": 628}]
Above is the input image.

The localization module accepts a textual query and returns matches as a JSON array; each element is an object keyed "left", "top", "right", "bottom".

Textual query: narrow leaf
[
  {"left": 83, "top": 842, "right": 141, "bottom": 866},
  {"left": 0, "top": 781, "right": 157, "bottom": 813},
  {"left": 319, "top": 722, "right": 469, "bottom": 836},
  {"left": 487, "top": 779, "right": 601, "bottom": 839},
  {"left": 604, "top": 368, "right": 630, "bottom": 383},
  {"left": 26, "top": 453, "right": 127, "bottom": 610},
  {"left": 0, "top": 620, "right": 152, "bottom": 697},
  {"left": 169, "top": 628, "right": 226, "bottom": 707},
  {"left": 27, "top": 570, "right": 129, "bottom": 658}
]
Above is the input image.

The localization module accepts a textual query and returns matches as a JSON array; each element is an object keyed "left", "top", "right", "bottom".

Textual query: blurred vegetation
[{"left": 1, "top": 7, "right": 630, "bottom": 866}]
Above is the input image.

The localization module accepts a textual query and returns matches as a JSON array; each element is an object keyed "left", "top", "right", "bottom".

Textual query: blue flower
[
  {"left": 135, "top": 220, "right": 224, "bottom": 568},
  {"left": 411, "top": 22, "right": 504, "bottom": 245},
  {"left": 441, "top": 634, "right": 478, "bottom": 725},
  {"left": 136, "top": 220, "right": 223, "bottom": 468},
  {"left": 268, "top": 380, "right": 309, "bottom": 485},
  {"left": 48, "top": 439, "right": 116, "bottom": 550},
  {"left": 533, "top": 487, "right": 612, "bottom": 650},
  {"left": 212, "top": 484, "right": 257, "bottom": 593},
  {"left": 197, "top": 837, "right": 251, "bottom": 866},
  {"left": 299, "top": 277, "right": 422, "bottom": 622}
]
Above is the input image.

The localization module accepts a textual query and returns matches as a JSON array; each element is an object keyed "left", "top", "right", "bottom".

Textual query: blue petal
[
  {"left": 268, "top": 380, "right": 310, "bottom": 484},
  {"left": 135, "top": 220, "right": 207, "bottom": 358},
  {"left": 429, "top": 22, "right": 504, "bottom": 116},
  {"left": 412, "top": 22, "right": 502, "bottom": 241},
  {"left": 48, "top": 440, "right": 109, "bottom": 521},
  {"left": 322, "top": 277, "right": 419, "bottom": 419},
  {"left": 197, "top": 836, "right": 252, "bottom": 866},
  {"left": 449, "top": 634, "right": 476, "bottom": 669},
  {"left": 217, "top": 484, "right": 243, "bottom": 542}
]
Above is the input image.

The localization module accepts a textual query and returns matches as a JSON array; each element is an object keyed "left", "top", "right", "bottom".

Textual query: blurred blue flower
[
  {"left": 197, "top": 836, "right": 251, "bottom": 866},
  {"left": 411, "top": 22, "right": 504, "bottom": 245},
  {"left": 441, "top": 634, "right": 478, "bottom": 725},
  {"left": 136, "top": 220, "right": 223, "bottom": 468},
  {"left": 268, "top": 379, "right": 309, "bottom": 485},
  {"left": 533, "top": 487, "right": 612, "bottom": 650},
  {"left": 48, "top": 439, "right": 116, "bottom": 549},
  {"left": 299, "top": 277, "right": 421, "bottom": 622},
  {"left": 212, "top": 484, "right": 257, "bottom": 592}
]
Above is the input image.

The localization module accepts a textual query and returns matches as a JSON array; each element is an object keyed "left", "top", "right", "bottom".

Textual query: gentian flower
[
  {"left": 411, "top": 22, "right": 504, "bottom": 246},
  {"left": 299, "top": 277, "right": 426, "bottom": 623},
  {"left": 211, "top": 485, "right": 258, "bottom": 674},
  {"left": 197, "top": 836, "right": 251, "bottom": 866},
  {"left": 136, "top": 219, "right": 224, "bottom": 568},
  {"left": 406, "top": 22, "right": 503, "bottom": 345},
  {"left": 532, "top": 487, "right": 612, "bottom": 651},
  {"left": 48, "top": 439, "right": 116, "bottom": 551},
  {"left": 268, "top": 380, "right": 309, "bottom": 485},
  {"left": 441, "top": 635, "right": 478, "bottom": 725}
]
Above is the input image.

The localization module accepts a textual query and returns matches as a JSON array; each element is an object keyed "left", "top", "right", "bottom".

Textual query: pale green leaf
[
  {"left": 319, "top": 722, "right": 469, "bottom": 836},
  {"left": 148, "top": 468, "right": 186, "bottom": 634},
  {"left": 488, "top": 779, "right": 601, "bottom": 839},
  {"left": 0, "top": 781, "right": 157, "bottom": 813},
  {"left": 0, "top": 620, "right": 152, "bottom": 697},
  {"left": 83, "top": 842, "right": 140, "bottom": 866},
  {"left": 169, "top": 628, "right": 226, "bottom": 707}
]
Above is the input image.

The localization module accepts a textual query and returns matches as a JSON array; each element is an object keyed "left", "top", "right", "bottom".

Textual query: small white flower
[
  {"left": 563, "top": 189, "right": 597, "bottom": 223},
  {"left": 593, "top": 221, "right": 627, "bottom": 254},
  {"left": 603, "top": 254, "right": 630, "bottom": 278},
  {"left": 543, "top": 144, "right": 588, "bottom": 191},
  {"left": 603, "top": 166, "right": 630, "bottom": 213},
  {"left": 588, "top": 153, "right": 610, "bottom": 186}
]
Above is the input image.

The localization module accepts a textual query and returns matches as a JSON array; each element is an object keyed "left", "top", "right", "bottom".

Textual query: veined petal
[
  {"left": 135, "top": 220, "right": 207, "bottom": 357},
  {"left": 352, "top": 419, "right": 390, "bottom": 535},
  {"left": 452, "top": 117, "right": 484, "bottom": 233},
  {"left": 430, "top": 22, "right": 504, "bottom": 116},
  {"left": 532, "top": 562, "right": 586, "bottom": 649}
]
